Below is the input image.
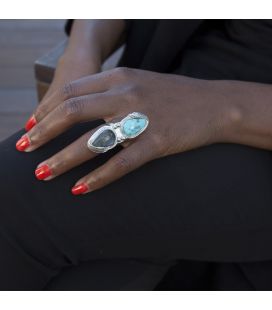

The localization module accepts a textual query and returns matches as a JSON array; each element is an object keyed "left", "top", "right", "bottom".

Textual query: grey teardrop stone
[{"left": 92, "top": 129, "right": 116, "bottom": 148}]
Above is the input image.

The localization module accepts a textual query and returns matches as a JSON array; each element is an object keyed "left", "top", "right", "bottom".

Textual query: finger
[
  {"left": 25, "top": 71, "right": 113, "bottom": 131},
  {"left": 71, "top": 139, "right": 155, "bottom": 195},
  {"left": 24, "top": 86, "right": 56, "bottom": 131},
  {"left": 16, "top": 91, "right": 121, "bottom": 152},
  {"left": 33, "top": 114, "right": 135, "bottom": 181},
  {"left": 34, "top": 129, "right": 99, "bottom": 181},
  {"left": 25, "top": 91, "right": 58, "bottom": 131}
]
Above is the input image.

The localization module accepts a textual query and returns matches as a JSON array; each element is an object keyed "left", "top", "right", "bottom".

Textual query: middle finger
[
  {"left": 16, "top": 91, "right": 121, "bottom": 152},
  {"left": 34, "top": 128, "right": 99, "bottom": 181}
]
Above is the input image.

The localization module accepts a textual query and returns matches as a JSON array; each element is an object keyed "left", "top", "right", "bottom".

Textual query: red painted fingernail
[
  {"left": 16, "top": 135, "right": 30, "bottom": 151},
  {"left": 25, "top": 115, "right": 37, "bottom": 131},
  {"left": 35, "top": 165, "right": 52, "bottom": 180},
  {"left": 71, "top": 183, "right": 89, "bottom": 195}
]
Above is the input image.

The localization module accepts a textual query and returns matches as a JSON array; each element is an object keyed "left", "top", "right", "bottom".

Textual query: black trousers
[{"left": 0, "top": 122, "right": 272, "bottom": 290}]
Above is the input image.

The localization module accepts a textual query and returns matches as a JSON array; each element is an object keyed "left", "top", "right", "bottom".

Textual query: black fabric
[
  {"left": 120, "top": 20, "right": 272, "bottom": 82},
  {"left": 65, "top": 19, "right": 73, "bottom": 36},
  {"left": 120, "top": 20, "right": 204, "bottom": 72},
  {"left": 0, "top": 19, "right": 272, "bottom": 290},
  {"left": 1, "top": 124, "right": 272, "bottom": 290}
]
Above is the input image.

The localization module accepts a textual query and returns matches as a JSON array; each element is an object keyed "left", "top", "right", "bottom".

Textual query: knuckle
[
  {"left": 60, "top": 98, "right": 84, "bottom": 120},
  {"left": 35, "top": 103, "right": 48, "bottom": 117},
  {"left": 124, "top": 84, "right": 141, "bottom": 104},
  {"left": 31, "top": 124, "right": 45, "bottom": 143},
  {"left": 113, "top": 67, "right": 133, "bottom": 79},
  {"left": 90, "top": 173, "right": 104, "bottom": 187},
  {"left": 149, "top": 133, "right": 164, "bottom": 154},
  {"left": 60, "top": 82, "right": 77, "bottom": 100},
  {"left": 34, "top": 124, "right": 44, "bottom": 137},
  {"left": 113, "top": 155, "right": 132, "bottom": 171}
]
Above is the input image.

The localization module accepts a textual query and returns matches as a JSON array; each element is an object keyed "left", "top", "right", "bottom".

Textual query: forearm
[
  {"left": 46, "top": 19, "right": 126, "bottom": 90},
  {"left": 63, "top": 19, "right": 126, "bottom": 67},
  {"left": 214, "top": 80, "right": 272, "bottom": 150}
]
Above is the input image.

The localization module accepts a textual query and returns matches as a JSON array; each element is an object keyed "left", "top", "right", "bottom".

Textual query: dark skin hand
[
  {"left": 16, "top": 66, "right": 272, "bottom": 195},
  {"left": 25, "top": 20, "right": 125, "bottom": 130},
  {"left": 17, "top": 20, "right": 272, "bottom": 196},
  {"left": 17, "top": 68, "right": 229, "bottom": 192}
]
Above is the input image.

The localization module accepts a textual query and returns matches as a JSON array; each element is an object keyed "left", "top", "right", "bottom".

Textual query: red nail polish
[
  {"left": 71, "top": 183, "right": 89, "bottom": 195},
  {"left": 16, "top": 135, "right": 30, "bottom": 151},
  {"left": 35, "top": 165, "right": 52, "bottom": 180},
  {"left": 25, "top": 115, "right": 37, "bottom": 131}
]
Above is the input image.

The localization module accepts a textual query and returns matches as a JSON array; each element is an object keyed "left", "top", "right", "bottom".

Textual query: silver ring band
[{"left": 87, "top": 112, "right": 149, "bottom": 153}]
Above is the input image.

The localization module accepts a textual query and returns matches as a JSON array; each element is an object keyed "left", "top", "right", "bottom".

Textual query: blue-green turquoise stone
[{"left": 122, "top": 118, "right": 147, "bottom": 137}]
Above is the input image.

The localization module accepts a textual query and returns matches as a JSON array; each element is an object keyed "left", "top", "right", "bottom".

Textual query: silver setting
[{"left": 87, "top": 112, "right": 149, "bottom": 153}]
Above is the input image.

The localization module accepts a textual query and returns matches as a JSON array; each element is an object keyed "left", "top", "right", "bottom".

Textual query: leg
[
  {"left": 0, "top": 122, "right": 272, "bottom": 290},
  {"left": 0, "top": 123, "right": 175, "bottom": 290},
  {"left": 45, "top": 259, "right": 172, "bottom": 291}
]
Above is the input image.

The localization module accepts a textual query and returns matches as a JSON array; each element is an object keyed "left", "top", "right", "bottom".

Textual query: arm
[
  {"left": 64, "top": 19, "right": 126, "bottom": 66},
  {"left": 19, "top": 69, "right": 272, "bottom": 194},
  {"left": 26, "top": 20, "right": 125, "bottom": 130},
  {"left": 212, "top": 80, "right": 272, "bottom": 151},
  {"left": 48, "top": 19, "right": 126, "bottom": 93}
]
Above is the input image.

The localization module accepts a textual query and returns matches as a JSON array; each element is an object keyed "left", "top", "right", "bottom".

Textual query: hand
[
  {"left": 25, "top": 18, "right": 126, "bottom": 131},
  {"left": 16, "top": 68, "right": 233, "bottom": 195},
  {"left": 24, "top": 51, "right": 101, "bottom": 131}
]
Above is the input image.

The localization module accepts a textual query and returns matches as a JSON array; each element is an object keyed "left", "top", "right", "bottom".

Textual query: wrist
[
  {"left": 64, "top": 39, "right": 103, "bottom": 66},
  {"left": 208, "top": 80, "right": 242, "bottom": 144},
  {"left": 67, "top": 20, "right": 125, "bottom": 64},
  {"left": 57, "top": 48, "right": 101, "bottom": 76}
]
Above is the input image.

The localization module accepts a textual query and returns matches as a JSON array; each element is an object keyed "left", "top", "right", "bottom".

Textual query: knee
[{"left": 0, "top": 130, "right": 79, "bottom": 270}]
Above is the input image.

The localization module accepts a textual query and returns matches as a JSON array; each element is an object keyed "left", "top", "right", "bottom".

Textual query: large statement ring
[{"left": 87, "top": 112, "right": 149, "bottom": 153}]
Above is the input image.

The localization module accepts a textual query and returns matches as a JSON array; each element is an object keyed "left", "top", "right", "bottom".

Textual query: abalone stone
[
  {"left": 121, "top": 118, "right": 147, "bottom": 137},
  {"left": 92, "top": 129, "right": 116, "bottom": 148}
]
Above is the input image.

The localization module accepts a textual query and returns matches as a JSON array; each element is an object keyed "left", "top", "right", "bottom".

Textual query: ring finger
[
  {"left": 34, "top": 127, "right": 101, "bottom": 181},
  {"left": 34, "top": 115, "right": 135, "bottom": 181}
]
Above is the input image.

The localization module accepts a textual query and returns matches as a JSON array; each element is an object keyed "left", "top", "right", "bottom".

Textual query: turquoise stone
[{"left": 121, "top": 118, "right": 147, "bottom": 137}]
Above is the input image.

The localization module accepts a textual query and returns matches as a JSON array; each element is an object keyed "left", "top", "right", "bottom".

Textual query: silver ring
[{"left": 87, "top": 112, "right": 149, "bottom": 153}]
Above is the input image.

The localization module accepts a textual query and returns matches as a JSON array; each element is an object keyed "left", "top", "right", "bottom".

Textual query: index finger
[{"left": 26, "top": 70, "right": 115, "bottom": 130}]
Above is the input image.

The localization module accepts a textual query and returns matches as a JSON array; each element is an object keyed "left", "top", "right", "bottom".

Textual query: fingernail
[
  {"left": 16, "top": 135, "right": 31, "bottom": 152},
  {"left": 35, "top": 164, "right": 52, "bottom": 180},
  {"left": 25, "top": 115, "right": 37, "bottom": 131},
  {"left": 71, "top": 183, "right": 89, "bottom": 195}
]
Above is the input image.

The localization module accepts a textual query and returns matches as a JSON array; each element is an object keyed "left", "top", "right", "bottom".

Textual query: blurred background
[{"left": 0, "top": 20, "right": 65, "bottom": 141}]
